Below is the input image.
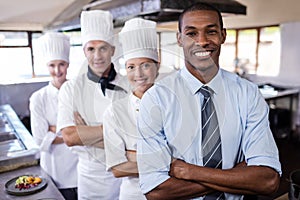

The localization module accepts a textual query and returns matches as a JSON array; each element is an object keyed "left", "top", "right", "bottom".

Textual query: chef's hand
[
  {"left": 126, "top": 150, "right": 137, "bottom": 162},
  {"left": 74, "top": 111, "right": 87, "bottom": 125},
  {"left": 48, "top": 125, "right": 56, "bottom": 133},
  {"left": 48, "top": 125, "right": 64, "bottom": 144}
]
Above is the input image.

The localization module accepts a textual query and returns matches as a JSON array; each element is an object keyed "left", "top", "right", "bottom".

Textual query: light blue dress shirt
[{"left": 137, "top": 67, "right": 281, "bottom": 199}]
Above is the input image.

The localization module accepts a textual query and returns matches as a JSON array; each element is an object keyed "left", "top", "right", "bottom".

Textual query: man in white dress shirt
[
  {"left": 56, "top": 10, "right": 127, "bottom": 199},
  {"left": 137, "top": 2, "right": 281, "bottom": 200}
]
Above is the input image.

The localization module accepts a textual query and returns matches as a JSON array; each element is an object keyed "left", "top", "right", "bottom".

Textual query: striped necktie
[{"left": 199, "top": 86, "right": 224, "bottom": 200}]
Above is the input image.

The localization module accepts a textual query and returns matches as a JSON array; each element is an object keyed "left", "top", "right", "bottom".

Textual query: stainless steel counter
[
  {"left": 0, "top": 165, "right": 65, "bottom": 200},
  {"left": 0, "top": 105, "right": 64, "bottom": 199},
  {"left": 0, "top": 104, "right": 39, "bottom": 172}
]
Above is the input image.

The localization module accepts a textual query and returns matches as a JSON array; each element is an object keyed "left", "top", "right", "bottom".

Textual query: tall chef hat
[
  {"left": 119, "top": 18, "right": 159, "bottom": 62},
  {"left": 38, "top": 32, "right": 70, "bottom": 64},
  {"left": 80, "top": 10, "right": 114, "bottom": 47}
]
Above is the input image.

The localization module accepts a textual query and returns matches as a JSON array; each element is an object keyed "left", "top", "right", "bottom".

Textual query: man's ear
[
  {"left": 111, "top": 46, "right": 115, "bottom": 57},
  {"left": 177, "top": 32, "right": 183, "bottom": 47},
  {"left": 221, "top": 28, "right": 227, "bottom": 44}
]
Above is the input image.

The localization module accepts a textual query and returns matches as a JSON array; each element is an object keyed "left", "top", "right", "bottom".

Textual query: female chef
[
  {"left": 29, "top": 32, "right": 78, "bottom": 200},
  {"left": 103, "top": 18, "right": 159, "bottom": 200}
]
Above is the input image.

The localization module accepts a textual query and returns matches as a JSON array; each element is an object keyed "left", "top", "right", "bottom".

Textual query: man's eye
[
  {"left": 100, "top": 46, "right": 108, "bottom": 52},
  {"left": 186, "top": 32, "right": 197, "bottom": 37},
  {"left": 141, "top": 63, "right": 151, "bottom": 69},
  {"left": 59, "top": 63, "right": 66, "bottom": 67},
  {"left": 87, "top": 47, "right": 94, "bottom": 51},
  {"left": 207, "top": 30, "right": 218, "bottom": 35}
]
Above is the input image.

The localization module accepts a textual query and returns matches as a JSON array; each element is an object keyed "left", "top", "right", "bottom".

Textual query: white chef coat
[
  {"left": 57, "top": 72, "right": 128, "bottom": 200},
  {"left": 104, "top": 93, "right": 146, "bottom": 200},
  {"left": 29, "top": 82, "right": 78, "bottom": 189}
]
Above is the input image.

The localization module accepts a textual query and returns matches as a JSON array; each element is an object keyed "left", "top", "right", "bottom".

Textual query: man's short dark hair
[{"left": 178, "top": 2, "right": 224, "bottom": 32}]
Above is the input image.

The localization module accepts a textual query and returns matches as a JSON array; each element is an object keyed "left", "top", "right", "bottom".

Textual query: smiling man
[
  {"left": 136, "top": 2, "right": 281, "bottom": 200},
  {"left": 56, "top": 10, "right": 127, "bottom": 200}
]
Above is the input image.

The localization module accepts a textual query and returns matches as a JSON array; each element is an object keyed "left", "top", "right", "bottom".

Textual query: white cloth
[
  {"left": 80, "top": 10, "right": 114, "bottom": 46},
  {"left": 77, "top": 157, "right": 120, "bottom": 200},
  {"left": 29, "top": 82, "right": 78, "bottom": 189},
  {"left": 104, "top": 93, "right": 146, "bottom": 200},
  {"left": 57, "top": 72, "right": 128, "bottom": 199},
  {"left": 119, "top": 18, "right": 158, "bottom": 62},
  {"left": 37, "top": 32, "right": 70, "bottom": 64}
]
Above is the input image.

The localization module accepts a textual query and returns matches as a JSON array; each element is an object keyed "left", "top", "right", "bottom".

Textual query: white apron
[{"left": 77, "top": 157, "right": 121, "bottom": 200}]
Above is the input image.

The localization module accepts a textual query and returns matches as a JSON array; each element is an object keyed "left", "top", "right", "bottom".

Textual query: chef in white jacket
[
  {"left": 103, "top": 18, "right": 160, "bottom": 200},
  {"left": 56, "top": 10, "right": 127, "bottom": 200},
  {"left": 29, "top": 32, "right": 78, "bottom": 200}
]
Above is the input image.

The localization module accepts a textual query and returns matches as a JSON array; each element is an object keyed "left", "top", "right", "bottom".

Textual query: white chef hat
[
  {"left": 38, "top": 32, "right": 70, "bottom": 64},
  {"left": 80, "top": 10, "right": 114, "bottom": 47},
  {"left": 119, "top": 18, "right": 159, "bottom": 62}
]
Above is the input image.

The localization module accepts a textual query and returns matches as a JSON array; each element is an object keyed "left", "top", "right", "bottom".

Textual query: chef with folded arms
[
  {"left": 29, "top": 32, "right": 78, "bottom": 200},
  {"left": 103, "top": 18, "right": 160, "bottom": 200},
  {"left": 56, "top": 10, "right": 127, "bottom": 200}
]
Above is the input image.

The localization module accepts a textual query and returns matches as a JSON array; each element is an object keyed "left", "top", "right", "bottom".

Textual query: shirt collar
[
  {"left": 180, "top": 67, "right": 222, "bottom": 95},
  {"left": 48, "top": 81, "right": 59, "bottom": 94}
]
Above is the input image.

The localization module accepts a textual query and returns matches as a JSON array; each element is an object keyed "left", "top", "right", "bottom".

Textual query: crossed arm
[
  {"left": 48, "top": 125, "right": 64, "bottom": 144},
  {"left": 61, "top": 111, "right": 104, "bottom": 148},
  {"left": 111, "top": 150, "right": 139, "bottom": 178},
  {"left": 145, "top": 160, "right": 280, "bottom": 200}
]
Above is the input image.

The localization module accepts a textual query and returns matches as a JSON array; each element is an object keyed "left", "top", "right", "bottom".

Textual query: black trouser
[{"left": 59, "top": 188, "right": 78, "bottom": 200}]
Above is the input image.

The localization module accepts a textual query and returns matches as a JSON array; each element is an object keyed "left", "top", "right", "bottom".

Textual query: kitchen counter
[
  {"left": 0, "top": 164, "right": 65, "bottom": 200},
  {"left": 0, "top": 104, "right": 39, "bottom": 173},
  {"left": 259, "top": 84, "right": 299, "bottom": 139}
]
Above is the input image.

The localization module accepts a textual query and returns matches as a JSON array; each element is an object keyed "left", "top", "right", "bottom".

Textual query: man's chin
[
  {"left": 56, "top": 78, "right": 66, "bottom": 82},
  {"left": 91, "top": 67, "right": 106, "bottom": 75},
  {"left": 190, "top": 60, "right": 216, "bottom": 70}
]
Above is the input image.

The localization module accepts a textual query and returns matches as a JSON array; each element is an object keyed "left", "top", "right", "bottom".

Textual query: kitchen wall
[
  {"left": 279, "top": 22, "right": 300, "bottom": 85},
  {"left": 0, "top": 81, "right": 48, "bottom": 119}
]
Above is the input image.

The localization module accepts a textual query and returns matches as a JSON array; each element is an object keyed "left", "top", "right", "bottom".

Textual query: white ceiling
[
  {"left": 224, "top": 0, "right": 300, "bottom": 28},
  {"left": 0, "top": 0, "right": 300, "bottom": 31},
  {"left": 0, "top": 0, "right": 78, "bottom": 30}
]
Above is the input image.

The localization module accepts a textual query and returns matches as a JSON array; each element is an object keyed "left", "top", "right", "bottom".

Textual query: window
[
  {"left": 220, "top": 26, "right": 280, "bottom": 77},
  {"left": 160, "top": 31, "right": 184, "bottom": 71},
  {"left": 257, "top": 27, "right": 280, "bottom": 76},
  {"left": 237, "top": 29, "right": 258, "bottom": 74},
  {"left": 0, "top": 31, "right": 36, "bottom": 81},
  {"left": 32, "top": 32, "right": 46, "bottom": 76},
  {"left": 0, "top": 30, "right": 85, "bottom": 83},
  {"left": 220, "top": 29, "right": 237, "bottom": 72},
  {"left": 0, "top": 25, "right": 281, "bottom": 82}
]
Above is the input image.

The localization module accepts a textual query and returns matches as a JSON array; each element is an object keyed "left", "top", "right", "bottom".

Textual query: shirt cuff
[
  {"left": 139, "top": 172, "right": 170, "bottom": 194},
  {"left": 39, "top": 132, "right": 56, "bottom": 152},
  {"left": 247, "top": 156, "right": 282, "bottom": 176}
]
